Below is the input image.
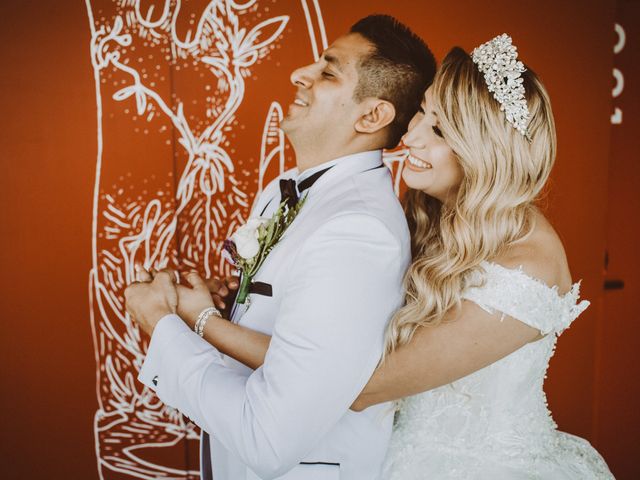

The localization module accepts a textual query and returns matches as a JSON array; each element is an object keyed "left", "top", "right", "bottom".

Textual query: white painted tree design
[{"left": 86, "top": 1, "right": 290, "bottom": 477}]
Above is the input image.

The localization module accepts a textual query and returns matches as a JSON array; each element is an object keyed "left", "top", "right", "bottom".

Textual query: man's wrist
[{"left": 145, "top": 309, "right": 174, "bottom": 335}]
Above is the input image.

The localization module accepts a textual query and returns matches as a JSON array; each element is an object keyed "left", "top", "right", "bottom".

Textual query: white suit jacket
[{"left": 139, "top": 150, "right": 411, "bottom": 479}]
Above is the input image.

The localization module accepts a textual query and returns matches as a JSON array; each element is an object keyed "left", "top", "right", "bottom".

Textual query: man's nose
[{"left": 290, "top": 64, "right": 313, "bottom": 88}]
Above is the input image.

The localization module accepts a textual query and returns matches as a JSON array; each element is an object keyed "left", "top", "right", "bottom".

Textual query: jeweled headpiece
[{"left": 471, "top": 34, "right": 531, "bottom": 140}]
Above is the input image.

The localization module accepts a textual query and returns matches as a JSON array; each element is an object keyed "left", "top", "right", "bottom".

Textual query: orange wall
[
  {"left": 1, "top": 1, "right": 634, "bottom": 479},
  {"left": 596, "top": 1, "right": 640, "bottom": 477}
]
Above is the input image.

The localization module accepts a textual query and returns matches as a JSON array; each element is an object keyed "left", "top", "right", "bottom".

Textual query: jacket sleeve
[{"left": 138, "top": 213, "right": 406, "bottom": 479}]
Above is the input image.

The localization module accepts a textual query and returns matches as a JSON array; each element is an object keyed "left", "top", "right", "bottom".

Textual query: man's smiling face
[{"left": 280, "top": 33, "right": 374, "bottom": 150}]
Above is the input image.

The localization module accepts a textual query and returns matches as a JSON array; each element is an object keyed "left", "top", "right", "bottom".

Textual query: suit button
[{"left": 152, "top": 375, "right": 158, "bottom": 386}]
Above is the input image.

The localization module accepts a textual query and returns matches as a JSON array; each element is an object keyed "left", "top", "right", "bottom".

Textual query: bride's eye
[
  {"left": 432, "top": 125, "right": 444, "bottom": 138},
  {"left": 418, "top": 105, "right": 426, "bottom": 114}
]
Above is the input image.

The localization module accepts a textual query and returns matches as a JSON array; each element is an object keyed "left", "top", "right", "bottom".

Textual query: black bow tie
[{"left": 279, "top": 166, "right": 333, "bottom": 208}]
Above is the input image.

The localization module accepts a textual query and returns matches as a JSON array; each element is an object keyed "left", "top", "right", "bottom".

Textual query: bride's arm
[
  {"left": 192, "top": 296, "right": 540, "bottom": 403},
  {"left": 350, "top": 293, "right": 543, "bottom": 411},
  {"left": 172, "top": 272, "right": 271, "bottom": 370},
  {"left": 190, "top": 286, "right": 540, "bottom": 403},
  {"left": 171, "top": 263, "right": 543, "bottom": 408},
  {"left": 351, "top": 247, "right": 572, "bottom": 411},
  {"left": 198, "top": 314, "right": 270, "bottom": 370}
]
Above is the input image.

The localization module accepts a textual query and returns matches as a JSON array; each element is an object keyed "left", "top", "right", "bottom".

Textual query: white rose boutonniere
[
  {"left": 231, "top": 218, "right": 268, "bottom": 259},
  {"left": 224, "top": 195, "right": 307, "bottom": 304}
]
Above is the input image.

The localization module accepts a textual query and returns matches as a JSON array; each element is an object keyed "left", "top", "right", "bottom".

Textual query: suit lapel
[{"left": 230, "top": 150, "right": 384, "bottom": 323}]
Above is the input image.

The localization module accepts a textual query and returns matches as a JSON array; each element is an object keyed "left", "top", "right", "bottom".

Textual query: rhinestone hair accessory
[{"left": 471, "top": 34, "right": 531, "bottom": 140}]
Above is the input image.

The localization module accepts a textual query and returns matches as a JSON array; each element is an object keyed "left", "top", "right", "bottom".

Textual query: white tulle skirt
[{"left": 382, "top": 431, "right": 614, "bottom": 479}]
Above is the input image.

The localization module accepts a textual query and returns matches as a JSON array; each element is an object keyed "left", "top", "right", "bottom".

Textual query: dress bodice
[{"left": 384, "top": 262, "right": 613, "bottom": 479}]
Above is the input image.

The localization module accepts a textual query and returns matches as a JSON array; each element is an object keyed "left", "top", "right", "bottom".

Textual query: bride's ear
[{"left": 354, "top": 99, "right": 396, "bottom": 134}]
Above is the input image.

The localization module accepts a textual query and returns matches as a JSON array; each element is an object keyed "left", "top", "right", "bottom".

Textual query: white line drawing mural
[
  {"left": 85, "top": 1, "right": 405, "bottom": 477},
  {"left": 85, "top": 1, "right": 328, "bottom": 477}
]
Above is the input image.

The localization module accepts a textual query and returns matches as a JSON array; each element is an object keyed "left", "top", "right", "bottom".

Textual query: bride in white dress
[{"left": 350, "top": 35, "right": 614, "bottom": 478}]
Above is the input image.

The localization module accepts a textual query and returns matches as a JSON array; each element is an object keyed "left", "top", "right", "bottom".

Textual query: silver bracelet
[{"left": 194, "top": 306, "right": 221, "bottom": 337}]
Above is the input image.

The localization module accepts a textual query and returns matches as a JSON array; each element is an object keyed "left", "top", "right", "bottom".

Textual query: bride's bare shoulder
[{"left": 493, "top": 211, "right": 573, "bottom": 294}]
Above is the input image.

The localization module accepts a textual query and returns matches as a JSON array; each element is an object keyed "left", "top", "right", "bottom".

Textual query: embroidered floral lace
[{"left": 383, "top": 262, "right": 614, "bottom": 479}]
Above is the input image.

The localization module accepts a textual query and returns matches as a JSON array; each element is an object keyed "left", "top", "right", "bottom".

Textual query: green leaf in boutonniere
[{"left": 223, "top": 194, "right": 308, "bottom": 304}]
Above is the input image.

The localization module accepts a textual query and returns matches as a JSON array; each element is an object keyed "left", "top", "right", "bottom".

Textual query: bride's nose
[
  {"left": 401, "top": 128, "right": 418, "bottom": 149},
  {"left": 402, "top": 114, "right": 422, "bottom": 148}
]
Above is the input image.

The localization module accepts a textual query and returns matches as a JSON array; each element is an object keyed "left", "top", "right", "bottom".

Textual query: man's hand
[
  {"left": 125, "top": 270, "right": 178, "bottom": 337},
  {"left": 176, "top": 272, "right": 224, "bottom": 328}
]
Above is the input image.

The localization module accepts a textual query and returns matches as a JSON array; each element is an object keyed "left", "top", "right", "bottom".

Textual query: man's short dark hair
[{"left": 350, "top": 15, "right": 436, "bottom": 148}]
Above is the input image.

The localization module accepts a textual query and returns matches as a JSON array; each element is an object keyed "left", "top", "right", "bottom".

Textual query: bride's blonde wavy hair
[{"left": 383, "top": 46, "right": 557, "bottom": 357}]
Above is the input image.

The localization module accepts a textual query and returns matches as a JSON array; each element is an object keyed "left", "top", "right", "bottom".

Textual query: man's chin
[
  {"left": 279, "top": 117, "right": 297, "bottom": 137},
  {"left": 279, "top": 117, "right": 318, "bottom": 148},
  {"left": 280, "top": 112, "right": 298, "bottom": 126}
]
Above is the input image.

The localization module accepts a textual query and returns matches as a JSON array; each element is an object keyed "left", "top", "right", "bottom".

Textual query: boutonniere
[{"left": 223, "top": 195, "right": 307, "bottom": 304}]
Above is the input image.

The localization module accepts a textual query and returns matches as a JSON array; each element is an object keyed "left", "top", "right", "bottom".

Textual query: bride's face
[{"left": 401, "top": 87, "right": 463, "bottom": 205}]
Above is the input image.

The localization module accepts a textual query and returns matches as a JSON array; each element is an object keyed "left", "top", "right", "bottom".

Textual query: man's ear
[{"left": 354, "top": 99, "right": 396, "bottom": 134}]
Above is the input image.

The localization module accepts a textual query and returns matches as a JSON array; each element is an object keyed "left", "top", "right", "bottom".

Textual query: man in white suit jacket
[{"left": 126, "top": 15, "right": 435, "bottom": 480}]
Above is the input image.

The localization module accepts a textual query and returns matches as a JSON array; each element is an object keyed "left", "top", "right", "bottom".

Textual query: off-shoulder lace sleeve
[{"left": 461, "top": 262, "right": 590, "bottom": 335}]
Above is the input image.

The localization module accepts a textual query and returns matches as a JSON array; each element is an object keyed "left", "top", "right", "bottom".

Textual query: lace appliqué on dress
[
  {"left": 462, "top": 261, "right": 590, "bottom": 335},
  {"left": 382, "top": 262, "right": 614, "bottom": 479}
]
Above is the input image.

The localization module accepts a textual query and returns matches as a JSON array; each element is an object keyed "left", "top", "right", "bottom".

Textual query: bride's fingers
[
  {"left": 216, "top": 282, "right": 229, "bottom": 297},
  {"left": 225, "top": 275, "right": 239, "bottom": 290},
  {"left": 204, "top": 277, "right": 219, "bottom": 292},
  {"left": 205, "top": 276, "right": 227, "bottom": 296},
  {"left": 211, "top": 293, "right": 225, "bottom": 310}
]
